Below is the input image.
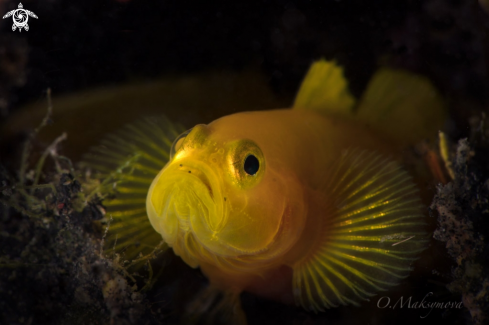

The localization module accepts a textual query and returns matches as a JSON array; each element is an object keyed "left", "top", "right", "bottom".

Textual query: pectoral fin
[
  {"left": 292, "top": 149, "right": 428, "bottom": 312},
  {"left": 80, "top": 116, "right": 185, "bottom": 260}
]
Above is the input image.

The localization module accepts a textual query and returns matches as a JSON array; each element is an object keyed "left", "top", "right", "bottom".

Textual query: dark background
[
  {"left": 1, "top": 0, "right": 488, "bottom": 324},
  {"left": 1, "top": 0, "right": 488, "bottom": 119}
]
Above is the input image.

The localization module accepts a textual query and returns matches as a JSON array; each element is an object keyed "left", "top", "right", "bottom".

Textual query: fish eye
[
  {"left": 170, "top": 128, "right": 193, "bottom": 160},
  {"left": 227, "top": 139, "right": 264, "bottom": 189},
  {"left": 244, "top": 155, "right": 259, "bottom": 175}
]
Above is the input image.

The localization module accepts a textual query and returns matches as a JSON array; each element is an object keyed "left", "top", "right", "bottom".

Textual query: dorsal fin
[
  {"left": 293, "top": 59, "right": 356, "bottom": 117},
  {"left": 356, "top": 68, "right": 446, "bottom": 146},
  {"left": 80, "top": 116, "right": 185, "bottom": 260},
  {"left": 294, "top": 60, "right": 446, "bottom": 146},
  {"left": 292, "top": 149, "right": 428, "bottom": 312}
]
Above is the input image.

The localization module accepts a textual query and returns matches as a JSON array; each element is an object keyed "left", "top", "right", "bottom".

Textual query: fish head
[{"left": 146, "top": 113, "right": 305, "bottom": 268}]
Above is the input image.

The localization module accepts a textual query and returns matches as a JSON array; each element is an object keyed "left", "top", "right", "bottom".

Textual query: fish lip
[{"left": 176, "top": 162, "right": 218, "bottom": 201}]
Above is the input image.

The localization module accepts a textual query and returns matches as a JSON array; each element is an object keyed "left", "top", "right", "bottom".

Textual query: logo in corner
[{"left": 2, "top": 3, "right": 38, "bottom": 32}]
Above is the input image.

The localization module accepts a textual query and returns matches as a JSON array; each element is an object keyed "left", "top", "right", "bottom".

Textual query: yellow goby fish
[{"left": 82, "top": 60, "right": 445, "bottom": 319}]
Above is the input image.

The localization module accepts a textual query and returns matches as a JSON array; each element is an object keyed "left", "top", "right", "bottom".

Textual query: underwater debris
[
  {"left": 431, "top": 121, "right": 489, "bottom": 325},
  {"left": 0, "top": 102, "right": 168, "bottom": 325}
]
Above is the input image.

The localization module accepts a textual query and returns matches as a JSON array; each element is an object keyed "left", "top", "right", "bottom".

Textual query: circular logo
[{"left": 2, "top": 3, "right": 38, "bottom": 32}]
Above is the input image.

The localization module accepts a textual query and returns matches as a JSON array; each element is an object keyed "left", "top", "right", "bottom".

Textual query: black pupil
[{"left": 244, "top": 155, "right": 259, "bottom": 175}]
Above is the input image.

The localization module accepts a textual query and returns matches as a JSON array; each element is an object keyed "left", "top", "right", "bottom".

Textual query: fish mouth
[
  {"left": 196, "top": 171, "right": 213, "bottom": 199},
  {"left": 177, "top": 164, "right": 216, "bottom": 201}
]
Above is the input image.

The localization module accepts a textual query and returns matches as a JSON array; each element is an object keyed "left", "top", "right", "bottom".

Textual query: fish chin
[{"left": 147, "top": 168, "right": 224, "bottom": 267}]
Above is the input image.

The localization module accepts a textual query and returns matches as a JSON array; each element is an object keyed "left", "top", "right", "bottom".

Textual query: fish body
[
  {"left": 146, "top": 103, "right": 431, "bottom": 312},
  {"left": 83, "top": 60, "right": 446, "bottom": 317},
  {"left": 148, "top": 109, "right": 395, "bottom": 296}
]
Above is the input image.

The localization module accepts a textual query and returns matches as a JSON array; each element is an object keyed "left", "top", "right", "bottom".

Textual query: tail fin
[{"left": 294, "top": 59, "right": 446, "bottom": 146}]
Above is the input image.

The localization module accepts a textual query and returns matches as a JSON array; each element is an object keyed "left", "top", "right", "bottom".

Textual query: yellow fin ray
[
  {"left": 81, "top": 116, "right": 185, "bottom": 261},
  {"left": 310, "top": 256, "right": 351, "bottom": 306},
  {"left": 293, "top": 59, "right": 356, "bottom": 117},
  {"left": 334, "top": 205, "right": 422, "bottom": 226},
  {"left": 325, "top": 250, "right": 412, "bottom": 277},
  {"left": 293, "top": 149, "right": 428, "bottom": 312},
  {"left": 313, "top": 255, "right": 375, "bottom": 302}
]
